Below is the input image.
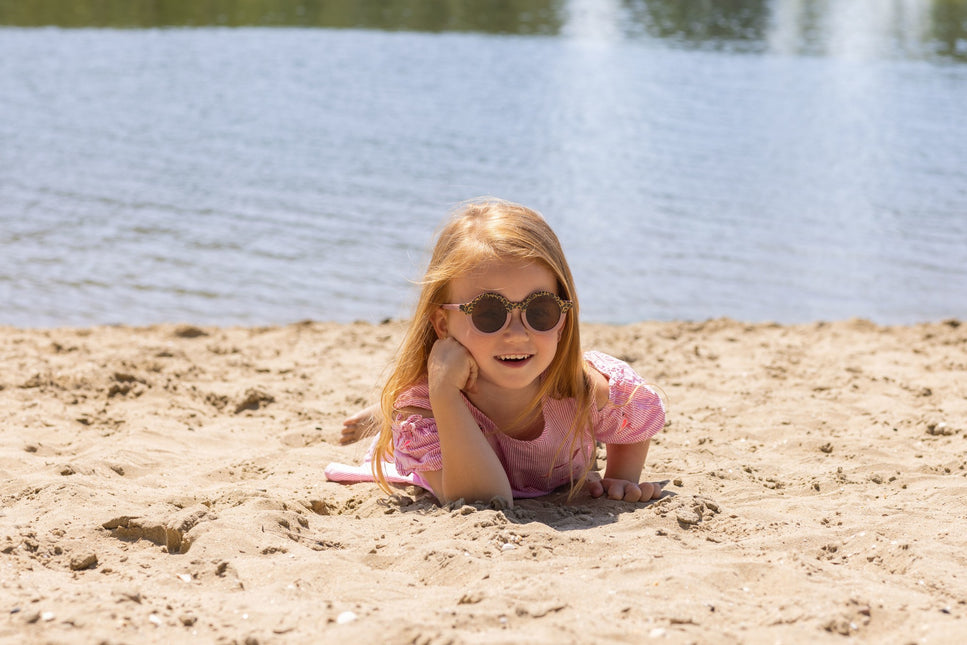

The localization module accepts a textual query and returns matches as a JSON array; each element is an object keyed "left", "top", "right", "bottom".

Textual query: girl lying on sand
[{"left": 325, "top": 199, "right": 665, "bottom": 508}]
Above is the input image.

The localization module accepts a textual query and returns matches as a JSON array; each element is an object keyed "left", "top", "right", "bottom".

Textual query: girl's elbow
[
  {"left": 438, "top": 481, "right": 513, "bottom": 509},
  {"left": 439, "top": 492, "right": 514, "bottom": 510}
]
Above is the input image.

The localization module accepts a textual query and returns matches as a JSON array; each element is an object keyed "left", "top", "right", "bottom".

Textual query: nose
[{"left": 504, "top": 308, "right": 528, "bottom": 335}]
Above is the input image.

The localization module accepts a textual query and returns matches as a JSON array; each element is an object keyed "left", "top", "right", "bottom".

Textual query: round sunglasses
[{"left": 441, "top": 291, "right": 573, "bottom": 334}]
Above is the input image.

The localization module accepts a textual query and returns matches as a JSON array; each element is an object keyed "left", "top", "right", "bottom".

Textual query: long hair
[{"left": 372, "top": 198, "right": 596, "bottom": 498}]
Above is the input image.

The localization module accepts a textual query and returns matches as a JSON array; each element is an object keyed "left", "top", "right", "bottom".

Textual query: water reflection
[
  {"left": 2, "top": 5, "right": 964, "bottom": 326},
  {"left": 0, "top": 0, "right": 564, "bottom": 34},
  {"left": 765, "top": 0, "right": 964, "bottom": 61},
  {"left": 621, "top": 0, "right": 773, "bottom": 47},
  {"left": 0, "top": 0, "right": 964, "bottom": 62}
]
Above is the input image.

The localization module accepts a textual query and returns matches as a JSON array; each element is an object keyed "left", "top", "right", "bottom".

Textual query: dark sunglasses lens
[
  {"left": 525, "top": 295, "right": 562, "bottom": 331},
  {"left": 471, "top": 295, "right": 509, "bottom": 333}
]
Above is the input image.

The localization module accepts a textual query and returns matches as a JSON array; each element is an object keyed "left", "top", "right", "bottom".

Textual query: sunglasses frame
[{"left": 441, "top": 291, "right": 573, "bottom": 334}]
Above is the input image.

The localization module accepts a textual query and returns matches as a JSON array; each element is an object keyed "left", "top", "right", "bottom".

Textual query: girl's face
[{"left": 432, "top": 258, "right": 564, "bottom": 393}]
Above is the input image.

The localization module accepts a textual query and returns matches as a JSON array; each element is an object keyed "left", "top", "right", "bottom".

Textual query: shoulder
[
  {"left": 584, "top": 350, "right": 636, "bottom": 377},
  {"left": 586, "top": 361, "right": 611, "bottom": 410},
  {"left": 393, "top": 379, "right": 432, "bottom": 412},
  {"left": 583, "top": 350, "right": 660, "bottom": 410},
  {"left": 583, "top": 351, "right": 665, "bottom": 442}
]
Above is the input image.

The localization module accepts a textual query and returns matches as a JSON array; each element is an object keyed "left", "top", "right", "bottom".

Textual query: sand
[{"left": 1, "top": 318, "right": 965, "bottom": 644}]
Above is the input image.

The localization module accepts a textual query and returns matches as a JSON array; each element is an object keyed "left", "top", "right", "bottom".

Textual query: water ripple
[{"left": 1, "top": 26, "right": 965, "bottom": 326}]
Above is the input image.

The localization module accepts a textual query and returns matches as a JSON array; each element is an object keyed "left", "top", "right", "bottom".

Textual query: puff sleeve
[
  {"left": 392, "top": 412, "right": 443, "bottom": 475},
  {"left": 586, "top": 351, "right": 665, "bottom": 444}
]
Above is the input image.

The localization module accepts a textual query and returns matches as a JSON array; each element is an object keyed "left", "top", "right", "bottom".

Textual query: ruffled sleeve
[
  {"left": 391, "top": 381, "right": 443, "bottom": 476},
  {"left": 586, "top": 351, "right": 665, "bottom": 444},
  {"left": 392, "top": 412, "right": 442, "bottom": 475}
]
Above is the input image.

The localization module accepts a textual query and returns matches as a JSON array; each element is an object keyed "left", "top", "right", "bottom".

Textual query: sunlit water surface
[{"left": 1, "top": 0, "right": 965, "bottom": 326}]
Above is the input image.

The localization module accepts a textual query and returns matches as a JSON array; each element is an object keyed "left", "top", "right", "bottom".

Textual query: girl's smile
[
  {"left": 433, "top": 258, "right": 563, "bottom": 395},
  {"left": 496, "top": 353, "right": 532, "bottom": 363}
]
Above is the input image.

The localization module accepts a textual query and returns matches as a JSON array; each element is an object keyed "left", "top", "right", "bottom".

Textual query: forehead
[{"left": 448, "top": 258, "right": 557, "bottom": 300}]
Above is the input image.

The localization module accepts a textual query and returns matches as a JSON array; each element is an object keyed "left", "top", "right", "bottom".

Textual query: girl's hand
[
  {"left": 340, "top": 403, "right": 380, "bottom": 444},
  {"left": 588, "top": 475, "right": 663, "bottom": 502},
  {"left": 428, "top": 336, "right": 478, "bottom": 395}
]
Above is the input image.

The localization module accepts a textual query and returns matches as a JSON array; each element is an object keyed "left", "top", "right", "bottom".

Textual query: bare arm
[
  {"left": 427, "top": 386, "right": 512, "bottom": 506},
  {"left": 586, "top": 365, "right": 662, "bottom": 502},
  {"left": 425, "top": 337, "right": 512, "bottom": 506},
  {"left": 596, "top": 439, "right": 661, "bottom": 501},
  {"left": 604, "top": 438, "right": 650, "bottom": 482}
]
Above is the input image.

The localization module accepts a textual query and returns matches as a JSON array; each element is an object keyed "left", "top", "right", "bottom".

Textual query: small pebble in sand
[
  {"left": 234, "top": 388, "right": 275, "bottom": 414},
  {"left": 42, "top": 611, "right": 55, "bottom": 622},
  {"left": 676, "top": 508, "right": 702, "bottom": 526},
  {"left": 336, "top": 611, "right": 357, "bottom": 624},
  {"left": 70, "top": 552, "right": 98, "bottom": 571},
  {"left": 926, "top": 422, "right": 954, "bottom": 436}
]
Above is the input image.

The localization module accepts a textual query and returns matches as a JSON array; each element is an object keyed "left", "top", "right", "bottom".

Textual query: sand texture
[{"left": 1, "top": 318, "right": 965, "bottom": 644}]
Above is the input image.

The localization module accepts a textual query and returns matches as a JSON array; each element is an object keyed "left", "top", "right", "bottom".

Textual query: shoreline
[
  {"left": 2, "top": 318, "right": 965, "bottom": 643},
  {"left": 2, "top": 312, "right": 961, "bottom": 331}
]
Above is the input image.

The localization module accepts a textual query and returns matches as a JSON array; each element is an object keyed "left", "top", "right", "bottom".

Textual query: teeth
[{"left": 498, "top": 354, "right": 530, "bottom": 361}]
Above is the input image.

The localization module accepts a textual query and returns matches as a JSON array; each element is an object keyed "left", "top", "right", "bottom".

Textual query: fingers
[
  {"left": 625, "top": 481, "right": 663, "bottom": 501},
  {"left": 340, "top": 404, "right": 380, "bottom": 445},
  {"left": 585, "top": 471, "right": 604, "bottom": 498},
  {"left": 598, "top": 478, "right": 639, "bottom": 502},
  {"left": 464, "top": 356, "right": 479, "bottom": 393},
  {"left": 342, "top": 412, "right": 364, "bottom": 427},
  {"left": 340, "top": 420, "right": 369, "bottom": 445},
  {"left": 609, "top": 480, "right": 642, "bottom": 502},
  {"left": 597, "top": 479, "right": 665, "bottom": 502},
  {"left": 428, "top": 337, "right": 478, "bottom": 395},
  {"left": 338, "top": 427, "right": 357, "bottom": 445}
]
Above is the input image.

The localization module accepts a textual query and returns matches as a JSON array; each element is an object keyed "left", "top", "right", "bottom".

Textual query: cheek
[
  {"left": 551, "top": 331, "right": 567, "bottom": 353},
  {"left": 449, "top": 316, "right": 474, "bottom": 341},
  {"left": 534, "top": 333, "right": 561, "bottom": 359},
  {"left": 547, "top": 336, "right": 563, "bottom": 354},
  {"left": 449, "top": 324, "right": 488, "bottom": 356}
]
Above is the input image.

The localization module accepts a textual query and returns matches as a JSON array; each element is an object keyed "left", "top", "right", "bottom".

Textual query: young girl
[{"left": 325, "top": 199, "right": 665, "bottom": 507}]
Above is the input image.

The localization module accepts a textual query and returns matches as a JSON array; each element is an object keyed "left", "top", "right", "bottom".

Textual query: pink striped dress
[{"left": 391, "top": 351, "right": 664, "bottom": 498}]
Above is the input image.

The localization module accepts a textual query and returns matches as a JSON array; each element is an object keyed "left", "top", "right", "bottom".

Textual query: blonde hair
[{"left": 372, "top": 198, "right": 596, "bottom": 498}]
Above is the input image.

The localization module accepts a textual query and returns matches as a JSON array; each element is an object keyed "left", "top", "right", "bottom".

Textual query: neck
[{"left": 467, "top": 379, "right": 543, "bottom": 438}]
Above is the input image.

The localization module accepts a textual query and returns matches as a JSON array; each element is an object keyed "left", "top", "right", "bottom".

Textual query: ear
[{"left": 430, "top": 307, "right": 449, "bottom": 339}]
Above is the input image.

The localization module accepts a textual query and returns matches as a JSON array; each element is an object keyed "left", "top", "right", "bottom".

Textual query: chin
[{"left": 484, "top": 362, "right": 549, "bottom": 390}]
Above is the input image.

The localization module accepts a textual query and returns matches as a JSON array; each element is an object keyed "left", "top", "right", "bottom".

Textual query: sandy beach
[{"left": 1, "top": 317, "right": 965, "bottom": 644}]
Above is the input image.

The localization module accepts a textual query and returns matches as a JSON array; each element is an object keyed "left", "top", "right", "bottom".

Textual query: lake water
[{"left": 2, "top": 0, "right": 966, "bottom": 327}]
